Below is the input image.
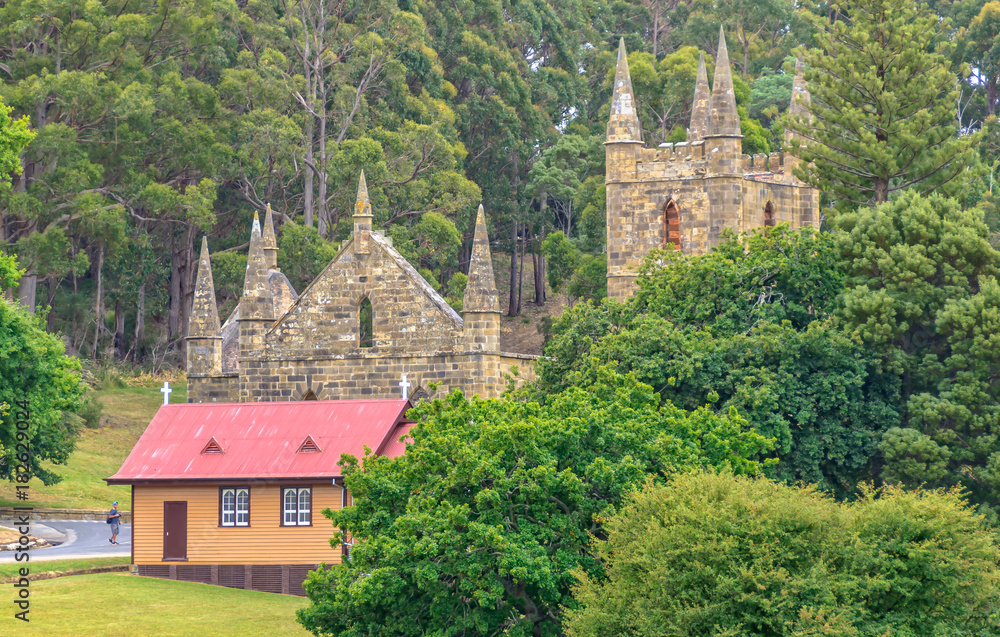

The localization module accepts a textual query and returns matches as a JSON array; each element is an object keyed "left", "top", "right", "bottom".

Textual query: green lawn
[
  {"left": 0, "top": 556, "right": 130, "bottom": 581},
  {"left": 0, "top": 572, "right": 312, "bottom": 636},
  {"left": 0, "top": 383, "right": 186, "bottom": 510}
]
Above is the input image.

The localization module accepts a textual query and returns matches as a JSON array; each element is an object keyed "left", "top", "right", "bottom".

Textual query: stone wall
[
  {"left": 238, "top": 351, "right": 536, "bottom": 402},
  {"left": 265, "top": 233, "right": 464, "bottom": 360},
  {"left": 606, "top": 144, "right": 819, "bottom": 302},
  {"left": 742, "top": 177, "right": 818, "bottom": 232},
  {"left": 187, "top": 374, "right": 238, "bottom": 403}
]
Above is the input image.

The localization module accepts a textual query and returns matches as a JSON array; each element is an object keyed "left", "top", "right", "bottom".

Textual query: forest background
[{"left": 9, "top": 0, "right": 999, "bottom": 365}]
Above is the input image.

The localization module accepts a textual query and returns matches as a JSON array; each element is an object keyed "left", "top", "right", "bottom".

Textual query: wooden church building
[{"left": 106, "top": 399, "right": 413, "bottom": 595}]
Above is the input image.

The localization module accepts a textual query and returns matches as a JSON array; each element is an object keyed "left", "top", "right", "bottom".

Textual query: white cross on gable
[
  {"left": 161, "top": 381, "right": 173, "bottom": 405},
  {"left": 398, "top": 374, "right": 411, "bottom": 400}
]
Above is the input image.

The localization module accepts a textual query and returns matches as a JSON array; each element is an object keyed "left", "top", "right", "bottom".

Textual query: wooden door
[{"left": 163, "top": 501, "right": 188, "bottom": 561}]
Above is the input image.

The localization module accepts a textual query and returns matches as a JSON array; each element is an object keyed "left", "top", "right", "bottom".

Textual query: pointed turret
[
  {"left": 463, "top": 205, "right": 500, "bottom": 313},
  {"left": 353, "top": 171, "right": 374, "bottom": 254},
  {"left": 186, "top": 236, "right": 223, "bottom": 380},
  {"left": 784, "top": 57, "right": 812, "bottom": 185},
  {"left": 606, "top": 39, "right": 642, "bottom": 143},
  {"left": 354, "top": 170, "right": 373, "bottom": 233},
  {"left": 788, "top": 57, "right": 810, "bottom": 123},
  {"left": 689, "top": 51, "right": 711, "bottom": 142},
  {"left": 463, "top": 205, "right": 500, "bottom": 353},
  {"left": 708, "top": 26, "right": 741, "bottom": 137},
  {"left": 262, "top": 203, "right": 279, "bottom": 271},
  {"left": 189, "top": 236, "right": 221, "bottom": 337},
  {"left": 240, "top": 212, "right": 274, "bottom": 322}
]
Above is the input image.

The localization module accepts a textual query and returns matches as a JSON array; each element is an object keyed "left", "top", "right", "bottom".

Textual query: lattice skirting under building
[{"left": 135, "top": 563, "right": 319, "bottom": 596}]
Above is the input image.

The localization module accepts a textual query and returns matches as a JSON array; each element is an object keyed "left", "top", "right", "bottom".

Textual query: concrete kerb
[{"left": 0, "top": 507, "right": 132, "bottom": 524}]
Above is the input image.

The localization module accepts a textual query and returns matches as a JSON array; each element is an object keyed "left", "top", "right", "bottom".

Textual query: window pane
[
  {"left": 236, "top": 489, "right": 249, "bottom": 526},
  {"left": 222, "top": 489, "right": 235, "bottom": 526},
  {"left": 298, "top": 489, "right": 311, "bottom": 524},
  {"left": 283, "top": 489, "right": 297, "bottom": 525}
]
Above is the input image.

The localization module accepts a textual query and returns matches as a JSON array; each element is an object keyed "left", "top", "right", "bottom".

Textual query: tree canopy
[
  {"left": 297, "top": 373, "right": 772, "bottom": 636},
  {"left": 0, "top": 290, "right": 87, "bottom": 484},
  {"left": 566, "top": 471, "right": 1000, "bottom": 637},
  {"left": 537, "top": 227, "right": 900, "bottom": 497},
  {"left": 786, "top": 0, "right": 975, "bottom": 211}
]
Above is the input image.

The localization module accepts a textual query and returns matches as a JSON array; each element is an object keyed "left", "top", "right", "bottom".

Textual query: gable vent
[
  {"left": 201, "top": 437, "right": 224, "bottom": 455},
  {"left": 297, "top": 435, "right": 321, "bottom": 453}
]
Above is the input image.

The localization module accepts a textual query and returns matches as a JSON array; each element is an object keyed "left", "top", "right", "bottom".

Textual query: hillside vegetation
[{"left": 0, "top": 382, "right": 183, "bottom": 510}]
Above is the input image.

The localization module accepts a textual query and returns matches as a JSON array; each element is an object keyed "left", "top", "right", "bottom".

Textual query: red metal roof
[
  {"left": 106, "top": 399, "right": 412, "bottom": 484},
  {"left": 377, "top": 422, "right": 414, "bottom": 457}
]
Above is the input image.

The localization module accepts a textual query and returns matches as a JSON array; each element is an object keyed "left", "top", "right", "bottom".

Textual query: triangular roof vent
[
  {"left": 297, "top": 435, "right": 322, "bottom": 453},
  {"left": 201, "top": 437, "right": 225, "bottom": 454}
]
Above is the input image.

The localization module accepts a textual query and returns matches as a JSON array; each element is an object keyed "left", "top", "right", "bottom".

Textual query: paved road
[{"left": 0, "top": 519, "right": 131, "bottom": 563}]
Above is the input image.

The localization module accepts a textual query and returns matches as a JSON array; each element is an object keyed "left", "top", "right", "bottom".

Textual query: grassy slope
[
  {"left": 0, "top": 383, "right": 186, "bottom": 510},
  {"left": 0, "top": 572, "right": 311, "bottom": 636},
  {"left": 0, "top": 556, "right": 129, "bottom": 581}
]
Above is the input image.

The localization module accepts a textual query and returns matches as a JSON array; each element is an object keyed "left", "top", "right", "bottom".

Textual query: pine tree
[{"left": 786, "top": 0, "right": 975, "bottom": 211}]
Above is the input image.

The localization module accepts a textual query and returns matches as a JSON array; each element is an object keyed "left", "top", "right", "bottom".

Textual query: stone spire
[
  {"left": 186, "top": 236, "right": 223, "bottom": 380},
  {"left": 463, "top": 204, "right": 500, "bottom": 314},
  {"left": 788, "top": 57, "right": 810, "bottom": 123},
  {"left": 189, "top": 236, "right": 221, "bottom": 337},
  {"left": 240, "top": 212, "right": 274, "bottom": 321},
  {"left": 708, "top": 26, "right": 741, "bottom": 137},
  {"left": 262, "top": 203, "right": 278, "bottom": 271},
  {"left": 606, "top": 38, "right": 642, "bottom": 143},
  {"left": 689, "top": 51, "right": 711, "bottom": 142},
  {"left": 784, "top": 57, "right": 812, "bottom": 183},
  {"left": 353, "top": 171, "right": 374, "bottom": 254},
  {"left": 353, "top": 170, "right": 373, "bottom": 233}
]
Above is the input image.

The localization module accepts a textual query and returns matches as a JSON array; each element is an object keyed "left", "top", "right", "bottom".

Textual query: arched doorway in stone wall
[{"left": 663, "top": 199, "right": 681, "bottom": 250}]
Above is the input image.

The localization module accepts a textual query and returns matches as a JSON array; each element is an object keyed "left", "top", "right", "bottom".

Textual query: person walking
[{"left": 107, "top": 501, "right": 122, "bottom": 545}]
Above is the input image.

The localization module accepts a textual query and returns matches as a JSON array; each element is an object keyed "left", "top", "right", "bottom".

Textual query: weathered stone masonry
[
  {"left": 606, "top": 29, "right": 820, "bottom": 301},
  {"left": 186, "top": 177, "right": 535, "bottom": 404}
]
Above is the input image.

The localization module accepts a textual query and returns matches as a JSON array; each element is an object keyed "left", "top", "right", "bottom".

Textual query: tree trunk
[
  {"left": 169, "top": 243, "right": 182, "bottom": 339},
  {"left": 303, "top": 35, "right": 315, "bottom": 229},
  {"left": 652, "top": 3, "right": 660, "bottom": 57},
  {"left": 533, "top": 250, "right": 545, "bottom": 305},
  {"left": 316, "top": 71, "right": 329, "bottom": 238},
  {"left": 516, "top": 239, "right": 525, "bottom": 316},
  {"left": 17, "top": 274, "right": 37, "bottom": 314},
  {"left": 114, "top": 302, "right": 126, "bottom": 359},
  {"left": 179, "top": 226, "right": 196, "bottom": 363},
  {"left": 873, "top": 177, "right": 889, "bottom": 205},
  {"left": 46, "top": 279, "right": 58, "bottom": 331},
  {"left": 507, "top": 220, "right": 519, "bottom": 317},
  {"left": 988, "top": 75, "right": 997, "bottom": 118},
  {"left": 91, "top": 244, "right": 105, "bottom": 358},
  {"left": 130, "top": 284, "right": 146, "bottom": 362}
]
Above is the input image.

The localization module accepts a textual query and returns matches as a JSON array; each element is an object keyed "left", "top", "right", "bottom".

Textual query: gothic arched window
[
  {"left": 359, "top": 297, "right": 373, "bottom": 348},
  {"left": 664, "top": 199, "right": 681, "bottom": 250},
  {"left": 302, "top": 389, "right": 318, "bottom": 401},
  {"left": 764, "top": 201, "right": 775, "bottom": 227}
]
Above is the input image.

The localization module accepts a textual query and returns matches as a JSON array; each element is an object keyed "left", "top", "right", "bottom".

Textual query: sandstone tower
[
  {"left": 186, "top": 174, "right": 535, "bottom": 404},
  {"left": 606, "top": 29, "right": 820, "bottom": 300}
]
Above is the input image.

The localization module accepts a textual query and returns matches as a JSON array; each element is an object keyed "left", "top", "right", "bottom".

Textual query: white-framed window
[
  {"left": 282, "top": 486, "right": 312, "bottom": 526},
  {"left": 220, "top": 487, "right": 250, "bottom": 527}
]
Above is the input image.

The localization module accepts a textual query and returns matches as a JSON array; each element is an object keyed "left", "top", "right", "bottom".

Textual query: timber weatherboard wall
[{"left": 133, "top": 483, "right": 343, "bottom": 566}]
